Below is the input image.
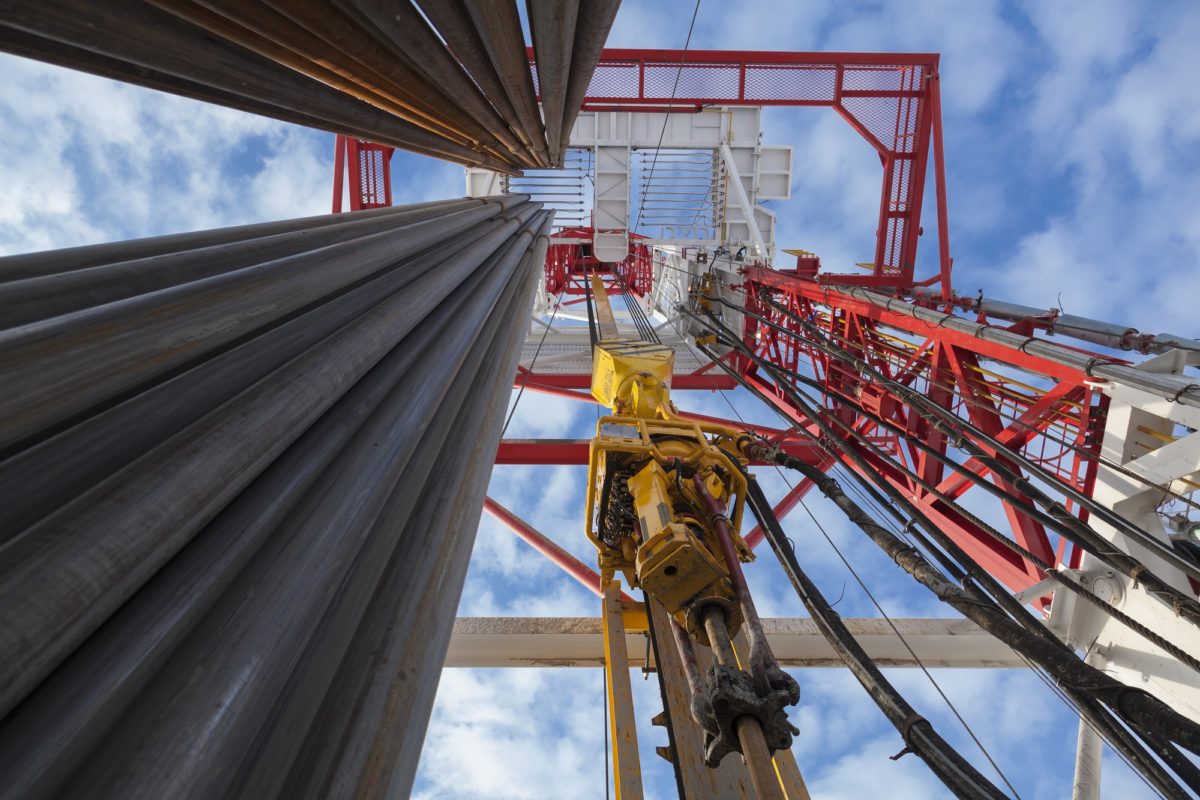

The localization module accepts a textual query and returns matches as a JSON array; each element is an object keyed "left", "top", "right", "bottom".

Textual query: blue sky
[{"left": 2, "top": 1, "right": 1197, "bottom": 797}]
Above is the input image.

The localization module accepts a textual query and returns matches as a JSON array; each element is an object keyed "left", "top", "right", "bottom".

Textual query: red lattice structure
[
  {"left": 531, "top": 49, "right": 949, "bottom": 295},
  {"left": 513, "top": 50, "right": 1114, "bottom": 603},
  {"left": 332, "top": 134, "right": 394, "bottom": 212},
  {"left": 543, "top": 227, "right": 653, "bottom": 296},
  {"left": 739, "top": 267, "right": 1106, "bottom": 595}
]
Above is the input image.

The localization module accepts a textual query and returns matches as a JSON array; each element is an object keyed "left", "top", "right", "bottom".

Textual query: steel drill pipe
[
  {"left": 282, "top": 215, "right": 552, "bottom": 799},
  {"left": 0, "top": 200, "right": 486, "bottom": 327},
  {"left": 415, "top": 0, "right": 532, "bottom": 154},
  {"left": 0, "top": 0, "right": 517, "bottom": 171},
  {"left": 0, "top": 291, "right": 462, "bottom": 797},
  {"left": 0, "top": 200, "right": 447, "bottom": 282},
  {"left": 526, "top": 0, "right": 578, "bottom": 165},
  {"left": 327, "top": 0, "right": 535, "bottom": 165},
  {"left": 0, "top": 200, "right": 543, "bottom": 718},
  {"left": 0, "top": 196, "right": 529, "bottom": 454},
  {"left": 0, "top": 202, "right": 552, "bottom": 796},
  {"left": 239, "top": 239, "right": 543, "bottom": 799},
  {"left": 0, "top": 24, "right": 398, "bottom": 160},
  {"left": 559, "top": 0, "right": 621, "bottom": 154},
  {"left": 701, "top": 607, "right": 784, "bottom": 800},
  {"left": 463, "top": 0, "right": 551, "bottom": 166},
  {"left": 55, "top": 217, "right": 542, "bottom": 798},
  {"left": 146, "top": 0, "right": 506, "bottom": 155},
  {"left": 0, "top": 210, "right": 510, "bottom": 538}
]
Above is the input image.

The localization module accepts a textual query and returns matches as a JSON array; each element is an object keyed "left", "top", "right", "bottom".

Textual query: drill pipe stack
[
  {"left": 0, "top": 0, "right": 621, "bottom": 172},
  {"left": 0, "top": 196, "right": 552, "bottom": 798}
]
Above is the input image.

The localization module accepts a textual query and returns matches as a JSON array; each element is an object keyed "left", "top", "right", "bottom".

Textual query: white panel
[
  {"left": 465, "top": 168, "right": 501, "bottom": 197},
  {"left": 757, "top": 145, "right": 793, "bottom": 200}
]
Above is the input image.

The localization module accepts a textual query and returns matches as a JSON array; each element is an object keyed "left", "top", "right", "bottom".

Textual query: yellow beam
[
  {"left": 773, "top": 749, "right": 812, "bottom": 800},
  {"left": 603, "top": 581, "right": 643, "bottom": 799},
  {"left": 591, "top": 274, "right": 620, "bottom": 340}
]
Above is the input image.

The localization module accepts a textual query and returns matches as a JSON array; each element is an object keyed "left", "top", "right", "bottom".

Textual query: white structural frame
[
  {"left": 445, "top": 617, "right": 1024, "bottom": 669},
  {"left": 1045, "top": 348, "right": 1200, "bottom": 798}
]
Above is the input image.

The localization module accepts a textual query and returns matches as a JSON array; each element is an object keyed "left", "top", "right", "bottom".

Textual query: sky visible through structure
[{"left": 2, "top": 1, "right": 1198, "bottom": 797}]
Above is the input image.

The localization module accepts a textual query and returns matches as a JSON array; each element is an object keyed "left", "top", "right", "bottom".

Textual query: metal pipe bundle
[
  {"left": 0, "top": 0, "right": 622, "bottom": 172},
  {"left": 844, "top": 285, "right": 1200, "bottom": 409},
  {"left": 0, "top": 197, "right": 552, "bottom": 798},
  {"left": 910, "top": 286, "right": 1200, "bottom": 356},
  {"left": 526, "top": 0, "right": 621, "bottom": 166}
]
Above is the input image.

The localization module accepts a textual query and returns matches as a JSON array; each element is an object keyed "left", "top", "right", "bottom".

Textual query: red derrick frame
[
  {"left": 532, "top": 49, "right": 950, "bottom": 293},
  {"left": 326, "top": 50, "right": 1108, "bottom": 600},
  {"left": 545, "top": 227, "right": 653, "bottom": 296},
  {"left": 331, "top": 134, "right": 394, "bottom": 212},
  {"left": 739, "top": 268, "right": 1105, "bottom": 596}
]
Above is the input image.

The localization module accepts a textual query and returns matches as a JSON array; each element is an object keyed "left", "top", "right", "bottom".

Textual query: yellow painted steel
[
  {"left": 590, "top": 338, "right": 675, "bottom": 417},
  {"left": 602, "top": 581, "right": 644, "bottom": 800},
  {"left": 585, "top": 277, "right": 755, "bottom": 641},
  {"left": 591, "top": 274, "right": 620, "bottom": 339}
]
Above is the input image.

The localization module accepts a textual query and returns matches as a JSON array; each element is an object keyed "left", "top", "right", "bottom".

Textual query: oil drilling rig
[{"left": 0, "top": 3, "right": 1199, "bottom": 799}]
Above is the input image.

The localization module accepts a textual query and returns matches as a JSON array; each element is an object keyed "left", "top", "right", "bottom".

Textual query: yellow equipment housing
[
  {"left": 585, "top": 415, "right": 753, "bottom": 637},
  {"left": 590, "top": 337, "right": 674, "bottom": 418},
  {"left": 584, "top": 274, "right": 753, "bottom": 639}
]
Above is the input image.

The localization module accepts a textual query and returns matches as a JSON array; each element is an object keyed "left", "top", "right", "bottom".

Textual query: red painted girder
[
  {"left": 941, "top": 347, "right": 1054, "bottom": 572},
  {"left": 483, "top": 497, "right": 628, "bottom": 600},
  {"left": 932, "top": 382, "right": 1085, "bottom": 501},
  {"left": 743, "top": 269, "right": 1088, "bottom": 383},
  {"left": 740, "top": 370, "right": 1046, "bottom": 592}
]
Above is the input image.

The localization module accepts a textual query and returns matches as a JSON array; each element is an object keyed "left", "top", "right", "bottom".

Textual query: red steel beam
[{"left": 483, "top": 497, "right": 629, "bottom": 601}]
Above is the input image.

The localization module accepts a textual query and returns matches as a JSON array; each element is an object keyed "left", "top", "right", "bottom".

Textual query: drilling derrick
[{"left": 1, "top": 3, "right": 1199, "bottom": 799}]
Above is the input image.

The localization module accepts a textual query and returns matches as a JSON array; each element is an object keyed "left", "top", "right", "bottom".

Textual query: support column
[{"left": 603, "top": 581, "right": 644, "bottom": 799}]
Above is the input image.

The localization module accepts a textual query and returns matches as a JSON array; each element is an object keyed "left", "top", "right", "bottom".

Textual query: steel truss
[{"left": 457, "top": 48, "right": 1200, "bottom": 798}]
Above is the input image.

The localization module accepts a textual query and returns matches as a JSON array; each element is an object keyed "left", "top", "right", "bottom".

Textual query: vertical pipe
[
  {"left": 701, "top": 607, "right": 784, "bottom": 800},
  {"left": 526, "top": 0, "right": 578, "bottom": 166},
  {"left": 412, "top": 0, "right": 531, "bottom": 156},
  {"left": 1072, "top": 653, "right": 1106, "bottom": 800},
  {"left": 462, "top": 0, "right": 550, "bottom": 166},
  {"left": 603, "top": 581, "right": 645, "bottom": 799},
  {"left": 693, "top": 474, "right": 776, "bottom": 697},
  {"left": 560, "top": 0, "right": 621, "bottom": 149}
]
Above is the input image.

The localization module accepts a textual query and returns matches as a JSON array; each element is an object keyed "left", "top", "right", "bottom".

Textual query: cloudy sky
[{"left": 2, "top": 0, "right": 1197, "bottom": 797}]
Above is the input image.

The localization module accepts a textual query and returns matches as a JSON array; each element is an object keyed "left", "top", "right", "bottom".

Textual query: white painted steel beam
[{"left": 444, "top": 617, "right": 1024, "bottom": 668}]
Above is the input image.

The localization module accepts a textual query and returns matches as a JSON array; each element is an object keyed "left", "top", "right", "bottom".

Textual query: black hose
[
  {"left": 684, "top": 310, "right": 1200, "bottom": 791},
  {"left": 744, "top": 474, "right": 1010, "bottom": 800}
]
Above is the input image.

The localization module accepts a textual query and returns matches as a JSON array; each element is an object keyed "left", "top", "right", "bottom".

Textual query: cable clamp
[
  {"left": 1169, "top": 383, "right": 1200, "bottom": 403},
  {"left": 889, "top": 713, "right": 927, "bottom": 761}
]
